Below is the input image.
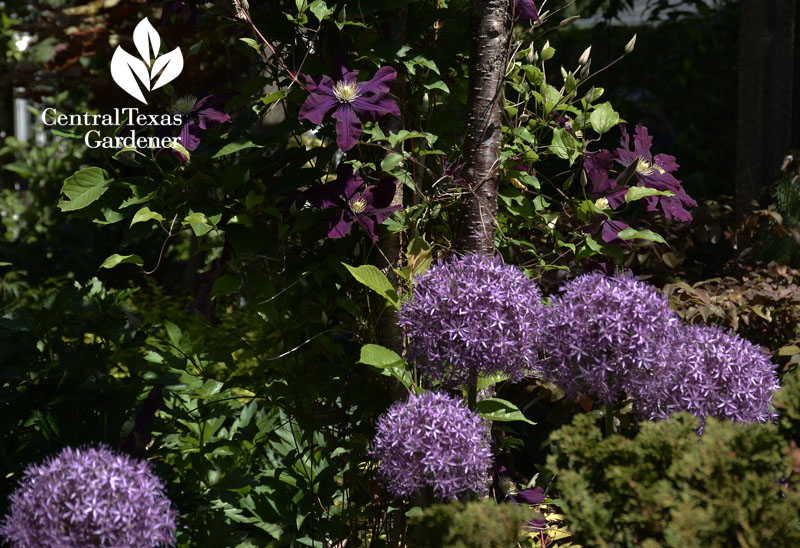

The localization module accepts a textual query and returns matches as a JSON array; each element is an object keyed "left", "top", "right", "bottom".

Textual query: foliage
[
  {"left": 547, "top": 412, "right": 800, "bottom": 547},
  {"left": 409, "top": 499, "right": 533, "bottom": 548}
]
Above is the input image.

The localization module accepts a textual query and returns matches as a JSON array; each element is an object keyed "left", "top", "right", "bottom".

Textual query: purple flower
[
  {"left": 599, "top": 218, "right": 631, "bottom": 244},
  {"left": 397, "top": 254, "right": 544, "bottom": 388},
  {"left": 298, "top": 61, "right": 401, "bottom": 151},
  {"left": 584, "top": 125, "right": 696, "bottom": 222},
  {"left": 657, "top": 325, "right": 780, "bottom": 425},
  {"left": 540, "top": 272, "right": 682, "bottom": 419},
  {"left": 370, "top": 391, "right": 493, "bottom": 500},
  {"left": 0, "top": 445, "right": 177, "bottom": 548},
  {"left": 305, "top": 163, "right": 401, "bottom": 242},
  {"left": 172, "top": 94, "right": 232, "bottom": 162},
  {"left": 512, "top": 0, "right": 542, "bottom": 22},
  {"left": 614, "top": 124, "right": 697, "bottom": 221}
]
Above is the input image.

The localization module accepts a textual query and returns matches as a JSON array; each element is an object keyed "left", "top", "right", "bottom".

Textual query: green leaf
[
  {"left": 309, "top": 0, "right": 335, "bottom": 21},
  {"left": 476, "top": 398, "right": 535, "bottom": 425},
  {"left": 165, "top": 140, "right": 191, "bottom": 162},
  {"left": 212, "top": 140, "right": 263, "bottom": 158},
  {"left": 381, "top": 152, "right": 404, "bottom": 173},
  {"left": 589, "top": 102, "right": 620, "bottom": 134},
  {"left": 58, "top": 167, "right": 111, "bottom": 212},
  {"left": 239, "top": 37, "right": 261, "bottom": 52},
  {"left": 476, "top": 373, "right": 510, "bottom": 392},
  {"left": 261, "top": 90, "right": 287, "bottom": 106},
  {"left": 343, "top": 263, "right": 399, "bottom": 307},
  {"left": 130, "top": 206, "right": 165, "bottom": 227},
  {"left": 624, "top": 187, "right": 675, "bottom": 203},
  {"left": 423, "top": 80, "right": 450, "bottom": 95},
  {"left": 551, "top": 128, "right": 581, "bottom": 164},
  {"left": 211, "top": 274, "right": 241, "bottom": 298},
  {"left": 617, "top": 227, "right": 667, "bottom": 244},
  {"left": 358, "top": 344, "right": 403, "bottom": 368},
  {"left": 99, "top": 253, "right": 143, "bottom": 270}
]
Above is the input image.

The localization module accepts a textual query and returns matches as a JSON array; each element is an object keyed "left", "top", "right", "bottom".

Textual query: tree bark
[
  {"left": 736, "top": 0, "right": 795, "bottom": 218},
  {"left": 456, "top": 0, "right": 510, "bottom": 255}
]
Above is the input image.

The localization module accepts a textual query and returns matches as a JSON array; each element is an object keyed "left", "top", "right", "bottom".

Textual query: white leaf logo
[{"left": 110, "top": 17, "right": 184, "bottom": 104}]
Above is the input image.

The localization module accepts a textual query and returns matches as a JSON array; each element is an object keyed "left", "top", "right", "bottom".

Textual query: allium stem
[
  {"left": 467, "top": 383, "right": 477, "bottom": 411},
  {"left": 604, "top": 405, "right": 616, "bottom": 437}
]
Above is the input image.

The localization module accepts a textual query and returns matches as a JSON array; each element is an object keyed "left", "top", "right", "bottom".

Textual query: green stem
[
  {"left": 467, "top": 382, "right": 477, "bottom": 411},
  {"left": 605, "top": 405, "right": 616, "bottom": 437}
]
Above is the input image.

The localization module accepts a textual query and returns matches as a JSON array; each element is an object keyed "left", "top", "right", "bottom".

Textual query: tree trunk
[
  {"left": 456, "top": 0, "right": 510, "bottom": 255},
  {"left": 736, "top": 0, "right": 795, "bottom": 218}
]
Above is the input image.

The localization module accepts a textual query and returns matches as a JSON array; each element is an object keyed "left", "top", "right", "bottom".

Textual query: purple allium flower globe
[
  {"left": 370, "top": 391, "right": 493, "bottom": 500},
  {"left": 0, "top": 446, "right": 177, "bottom": 548},
  {"left": 396, "top": 254, "right": 544, "bottom": 388},
  {"left": 659, "top": 324, "right": 780, "bottom": 424},
  {"left": 540, "top": 272, "right": 681, "bottom": 419}
]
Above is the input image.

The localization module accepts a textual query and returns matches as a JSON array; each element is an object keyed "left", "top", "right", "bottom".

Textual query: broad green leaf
[
  {"left": 211, "top": 274, "right": 241, "bottom": 298},
  {"left": 212, "top": 140, "right": 263, "bottom": 158},
  {"left": 617, "top": 227, "right": 667, "bottom": 244},
  {"left": 358, "top": 344, "right": 403, "bottom": 368},
  {"left": 624, "top": 186, "right": 674, "bottom": 203},
  {"left": 589, "top": 102, "right": 620, "bottom": 134},
  {"left": 58, "top": 167, "right": 111, "bottom": 212},
  {"left": 476, "top": 374, "right": 510, "bottom": 392},
  {"left": 381, "top": 152, "right": 404, "bottom": 173},
  {"left": 261, "top": 90, "right": 287, "bottom": 106},
  {"left": 309, "top": 0, "right": 335, "bottom": 21},
  {"left": 239, "top": 37, "right": 261, "bottom": 52},
  {"left": 343, "top": 263, "right": 399, "bottom": 306},
  {"left": 423, "top": 80, "right": 450, "bottom": 95},
  {"left": 165, "top": 140, "right": 191, "bottom": 162},
  {"left": 476, "top": 398, "right": 535, "bottom": 425},
  {"left": 551, "top": 128, "right": 581, "bottom": 164},
  {"left": 99, "top": 253, "right": 143, "bottom": 269},
  {"left": 130, "top": 206, "right": 164, "bottom": 227}
]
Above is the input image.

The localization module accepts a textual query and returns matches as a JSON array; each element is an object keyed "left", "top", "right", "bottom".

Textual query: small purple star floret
[
  {"left": 298, "top": 61, "right": 401, "bottom": 151},
  {"left": 657, "top": 324, "right": 780, "bottom": 425},
  {"left": 540, "top": 272, "right": 681, "bottom": 419},
  {"left": 0, "top": 445, "right": 177, "bottom": 548},
  {"left": 370, "top": 391, "right": 493, "bottom": 500},
  {"left": 397, "top": 254, "right": 544, "bottom": 388},
  {"left": 305, "top": 163, "right": 401, "bottom": 242}
]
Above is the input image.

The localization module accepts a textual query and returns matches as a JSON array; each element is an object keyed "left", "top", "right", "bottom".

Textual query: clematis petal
[
  {"left": 305, "top": 180, "right": 347, "bottom": 209},
  {"left": 303, "top": 73, "right": 335, "bottom": 94},
  {"left": 356, "top": 214, "right": 379, "bottom": 242},
  {"left": 654, "top": 152, "right": 679, "bottom": 172},
  {"left": 328, "top": 209, "right": 354, "bottom": 239},
  {"left": 601, "top": 219, "right": 630, "bottom": 243},
  {"left": 511, "top": 487, "right": 545, "bottom": 505},
  {"left": 632, "top": 124, "right": 653, "bottom": 159},
  {"left": 352, "top": 94, "right": 401, "bottom": 122},
  {"left": 179, "top": 121, "right": 201, "bottom": 152},
  {"left": 513, "top": 0, "right": 542, "bottom": 22},
  {"left": 368, "top": 177, "right": 401, "bottom": 209},
  {"left": 337, "top": 163, "right": 365, "bottom": 202},
  {"left": 299, "top": 86, "right": 338, "bottom": 126},
  {"left": 331, "top": 104, "right": 362, "bottom": 151},
  {"left": 357, "top": 66, "right": 398, "bottom": 96}
]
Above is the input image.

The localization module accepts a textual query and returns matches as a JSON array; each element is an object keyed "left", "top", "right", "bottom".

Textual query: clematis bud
[
  {"left": 625, "top": 34, "right": 637, "bottom": 54},
  {"left": 578, "top": 45, "right": 592, "bottom": 66}
]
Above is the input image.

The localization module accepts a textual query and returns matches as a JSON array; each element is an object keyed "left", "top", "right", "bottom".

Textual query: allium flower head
[
  {"left": 1, "top": 445, "right": 177, "bottom": 548},
  {"left": 659, "top": 324, "right": 780, "bottom": 424},
  {"left": 370, "top": 391, "right": 493, "bottom": 500},
  {"left": 298, "top": 60, "right": 400, "bottom": 151},
  {"left": 540, "top": 272, "right": 681, "bottom": 419},
  {"left": 397, "top": 254, "right": 544, "bottom": 388}
]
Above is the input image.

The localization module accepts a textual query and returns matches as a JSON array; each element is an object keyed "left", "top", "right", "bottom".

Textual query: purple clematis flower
[
  {"left": 585, "top": 149, "right": 628, "bottom": 209},
  {"left": 171, "top": 94, "right": 232, "bottom": 162},
  {"left": 614, "top": 124, "right": 696, "bottom": 221},
  {"left": 305, "top": 163, "right": 402, "bottom": 242},
  {"left": 298, "top": 62, "right": 401, "bottom": 151},
  {"left": 512, "top": 0, "right": 542, "bottom": 23}
]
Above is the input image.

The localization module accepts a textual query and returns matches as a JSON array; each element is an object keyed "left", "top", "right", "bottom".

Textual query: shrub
[
  {"left": 547, "top": 413, "right": 800, "bottom": 547},
  {"left": 409, "top": 499, "right": 532, "bottom": 548}
]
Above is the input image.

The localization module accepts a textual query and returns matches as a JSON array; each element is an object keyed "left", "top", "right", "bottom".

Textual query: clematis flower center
[
  {"left": 351, "top": 198, "right": 367, "bottom": 213},
  {"left": 332, "top": 81, "right": 361, "bottom": 104},
  {"left": 635, "top": 157, "right": 665, "bottom": 176},
  {"left": 171, "top": 96, "right": 197, "bottom": 114}
]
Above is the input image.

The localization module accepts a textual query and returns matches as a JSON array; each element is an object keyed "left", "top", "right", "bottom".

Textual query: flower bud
[
  {"left": 625, "top": 34, "right": 637, "bottom": 54},
  {"left": 578, "top": 45, "right": 592, "bottom": 66}
]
